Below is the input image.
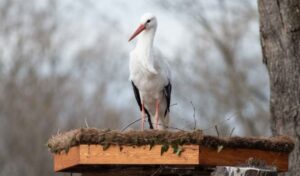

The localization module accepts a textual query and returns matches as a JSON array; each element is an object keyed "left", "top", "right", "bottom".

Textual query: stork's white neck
[
  {"left": 136, "top": 27, "right": 156, "bottom": 52},
  {"left": 135, "top": 27, "right": 157, "bottom": 73}
]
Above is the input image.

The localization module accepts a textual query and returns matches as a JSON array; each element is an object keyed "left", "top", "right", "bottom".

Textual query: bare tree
[
  {"left": 258, "top": 0, "right": 300, "bottom": 175},
  {"left": 156, "top": 0, "right": 269, "bottom": 135},
  {"left": 0, "top": 0, "right": 129, "bottom": 175}
]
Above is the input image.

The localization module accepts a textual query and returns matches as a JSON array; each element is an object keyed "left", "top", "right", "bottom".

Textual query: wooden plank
[
  {"left": 79, "top": 144, "right": 199, "bottom": 165},
  {"left": 54, "top": 146, "right": 80, "bottom": 171},
  {"left": 199, "top": 146, "right": 288, "bottom": 172},
  {"left": 53, "top": 144, "right": 289, "bottom": 173}
]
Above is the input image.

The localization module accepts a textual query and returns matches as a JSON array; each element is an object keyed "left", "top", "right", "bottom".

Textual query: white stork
[{"left": 128, "top": 13, "right": 172, "bottom": 130}]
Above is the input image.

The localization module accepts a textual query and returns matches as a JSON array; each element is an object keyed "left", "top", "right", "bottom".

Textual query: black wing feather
[
  {"left": 131, "top": 81, "right": 153, "bottom": 129},
  {"left": 164, "top": 81, "right": 172, "bottom": 117}
]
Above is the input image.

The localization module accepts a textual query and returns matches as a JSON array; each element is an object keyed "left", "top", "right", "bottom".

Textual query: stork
[{"left": 128, "top": 13, "right": 172, "bottom": 130}]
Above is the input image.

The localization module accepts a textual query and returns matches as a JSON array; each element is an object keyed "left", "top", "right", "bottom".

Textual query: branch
[
  {"left": 190, "top": 101, "right": 197, "bottom": 130},
  {"left": 121, "top": 118, "right": 141, "bottom": 132},
  {"left": 203, "top": 112, "right": 236, "bottom": 131},
  {"left": 215, "top": 125, "right": 220, "bottom": 137},
  {"left": 84, "top": 117, "right": 90, "bottom": 128},
  {"left": 229, "top": 127, "right": 235, "bottom": 137},
  {"left": 121, "top": 118, "right": 186, "bottom": 132}
]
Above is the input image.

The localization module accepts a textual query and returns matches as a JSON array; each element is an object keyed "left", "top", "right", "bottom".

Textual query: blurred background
[{"left": 0, "top": 0, "right": 270, "bottom": 175}]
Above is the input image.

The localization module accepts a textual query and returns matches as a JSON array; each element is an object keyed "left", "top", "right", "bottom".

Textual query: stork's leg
[
  {"left": 141, "top": 101, "right": 145, "bottom": 131},
  {"left": 155, "top": 99, "right": 160, "bottom": 129}
]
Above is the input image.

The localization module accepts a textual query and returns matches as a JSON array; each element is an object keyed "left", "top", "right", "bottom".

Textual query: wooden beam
[
  {"left": 54, "top": 146, "right": 80, "bottom": 171},
  {"left": 199, "top": 146, "right": 288, "bottom": 172},
  {"left": 54, "top": 144, "right": 199, "bottom": 172},
  {"left": 53, "top": 144, "right": 289, "bottom": 173}
]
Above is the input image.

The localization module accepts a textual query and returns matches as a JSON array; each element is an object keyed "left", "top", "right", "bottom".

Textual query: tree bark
[{"left": 258, "top": 0, "right": 300, "bottom": 175}]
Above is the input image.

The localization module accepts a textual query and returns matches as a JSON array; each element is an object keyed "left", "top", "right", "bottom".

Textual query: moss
[
  {"left": 47, "top": 128, "right": 294, "bottom": 154},
  {"left": 200, "top": 135, "right": 294, "bottom": 152}
]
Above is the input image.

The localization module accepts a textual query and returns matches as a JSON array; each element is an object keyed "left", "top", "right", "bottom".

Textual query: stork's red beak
[{"left": 128, "top": 24, "right": 145, "bottom": 42}]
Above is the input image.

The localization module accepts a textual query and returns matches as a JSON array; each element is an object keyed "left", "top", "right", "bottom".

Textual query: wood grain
[
  {"left": 54, "top": 146, "right": 80, "bottom": 171},
  {"left": 53, "top": 144, "right": 289, "bottom": 173},
  {"left": 79, "top": 144, "right": 199, "bottom": 165}
]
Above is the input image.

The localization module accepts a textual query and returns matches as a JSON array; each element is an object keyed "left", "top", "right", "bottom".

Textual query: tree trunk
[{"left": 258, "top": 0, "right": 300, "bottom": 175}]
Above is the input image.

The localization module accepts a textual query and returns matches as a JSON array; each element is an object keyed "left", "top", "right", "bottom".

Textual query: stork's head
[{"left": 128, "top": 13, "right": 157, "bottom": 42}]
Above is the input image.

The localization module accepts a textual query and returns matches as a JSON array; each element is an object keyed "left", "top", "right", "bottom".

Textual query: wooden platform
[
  {"left": 53, "top": 144, "right": 288, "bottom": 173},
  {"left": 48, "top": 129, "right": 294, "bottom": 175}
]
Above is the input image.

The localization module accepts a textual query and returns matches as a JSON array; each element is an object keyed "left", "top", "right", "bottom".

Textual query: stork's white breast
[{"left": 129, "top": 51, "right": 169, "bottom": 99}]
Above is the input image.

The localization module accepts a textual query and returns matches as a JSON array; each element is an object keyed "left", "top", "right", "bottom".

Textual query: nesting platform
[{"left": 47, "top": 128, "right": 294, "bottom": 175}]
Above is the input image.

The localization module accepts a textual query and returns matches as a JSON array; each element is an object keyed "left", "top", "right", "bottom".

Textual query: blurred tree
[
  {"left": 258, "top": 0, "right": 300, "bottom": 175},
  {"left": 0, "top": 0, "right": 128, "bottom": 175},
  {"left": 156, "top": 0, "right": 270, "bottom": 135}
]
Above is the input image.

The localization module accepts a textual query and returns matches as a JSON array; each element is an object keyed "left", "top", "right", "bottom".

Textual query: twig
[
  {"left": 121, "top": 118, "right": 141, "bottom": 132},
  {"left": 170, "top": 103, "right": 178, "bottom": 107},
  {"left": 202, "top": 112, "right": 236, "bottom": 131},
  {"left": 215, "top": 125, "right": 220, "bottom": 137},
  {"left": 84, "top": 117, "right": 89, "bottom": 128},
  {"left": 157, "top": 123, "right": 186, "bottom": 131},
  {"left": 229, "top": 127, "right": 235, "bottom": 137},
  {"left": 151, "top": 166, "right": 163, "bottom": 176},
  {"left": 190, "top": 101, "right": 197, "bottom": 130},
  {"left": 121, "top": 118, "right": 186, "bottom": 132}
]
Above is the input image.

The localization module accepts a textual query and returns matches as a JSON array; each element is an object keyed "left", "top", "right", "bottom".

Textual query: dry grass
[{"left": 47, "top": 128, "right": 294, "bottom": 154}]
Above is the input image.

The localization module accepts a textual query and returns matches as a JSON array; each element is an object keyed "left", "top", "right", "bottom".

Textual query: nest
[{"left": 47, "top": 128, "right": 294, "bottom": 154}]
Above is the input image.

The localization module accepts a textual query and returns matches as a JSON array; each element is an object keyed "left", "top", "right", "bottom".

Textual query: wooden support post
[{"left": 211, "top": 166, "right": 277, "bottom": 176}]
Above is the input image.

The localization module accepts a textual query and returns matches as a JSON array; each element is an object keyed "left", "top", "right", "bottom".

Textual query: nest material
[{"left": 47, "top": 128, "right": 294, "bottom": 154}]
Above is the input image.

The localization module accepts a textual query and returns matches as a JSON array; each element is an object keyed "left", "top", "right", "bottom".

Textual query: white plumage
[{"left": 129, "top": 13, "right": 172, "bottom": 130}]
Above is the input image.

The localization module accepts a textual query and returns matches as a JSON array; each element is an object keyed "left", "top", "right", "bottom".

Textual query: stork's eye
[{"left": 146, "top": 19, "right": 151, "bottom": 23}]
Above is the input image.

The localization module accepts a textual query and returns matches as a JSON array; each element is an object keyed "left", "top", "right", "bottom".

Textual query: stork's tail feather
[{"left": 150, "top": 113, "right": 169, "bottom": 130}]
